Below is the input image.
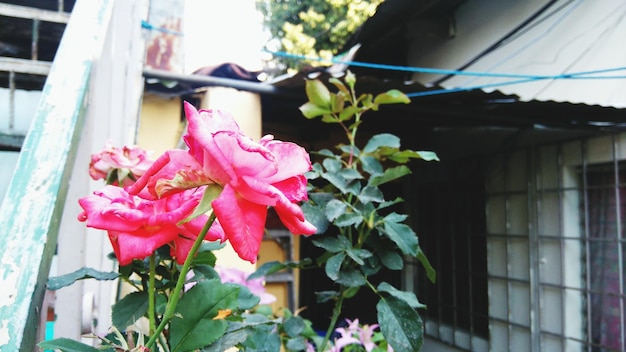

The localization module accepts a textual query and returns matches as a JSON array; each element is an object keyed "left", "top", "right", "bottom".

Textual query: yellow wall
[{"left": 137, "top": 94, "right": 185, "bottom": 155}]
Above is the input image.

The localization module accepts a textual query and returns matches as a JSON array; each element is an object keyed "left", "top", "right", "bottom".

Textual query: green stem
[
  {"left": 145, "top": 211, "right": 216, "bottom": 350},
  {"left": 318, "top": 286, "right": 346, "bottom": 352},
  {"left": 148, "top": 254, "right": 156, "bottom": 335}
]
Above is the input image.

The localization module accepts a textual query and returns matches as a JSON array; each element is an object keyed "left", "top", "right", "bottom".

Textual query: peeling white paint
[
  {"left": 0, "top": 319, "right": 9, "bottom": 345},
  {"left": 0, "top": 253, "right": 19, "bottom": 307}
]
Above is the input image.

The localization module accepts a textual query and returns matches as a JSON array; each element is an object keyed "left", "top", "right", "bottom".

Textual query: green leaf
[
  {"left": 417, "top": 247, "right": 437, "bottom": 283},
  {"left": 169, "top": 279, "right": 240, "bottom": 351},
  {"left": 338, "top": 105, "right": 360, "bottom": 122},
  {"left": 38, "top": 338, "right": 106, "bottom": 352},
  {"left": 304, "top": 79, "right": 332, "bottom": 109},
  {"left": 368, "top": 165, "right": 411, "bottom": 187},
  {"left": 373, "top": 90, "right": 411, "bottom": 105},
  {"left": 299, "top": 101, "right": 332, "bottom": 119},
  {"left": 185, "top": 184, "right": 221, "bottom": 222},
  {"left": 193, "top": 242, "right": 222, "bottom": 266},
  {"left": 325, "top": 252, "right": 345, "bottom": 280},
  {"left": 335, "top": 212, "right": 363, "bottom": 228},
  {"left": 324, "top": 198, "right": 348, "bottom": 222},
  {"left": 283, "top": 315, "right": 306, "bottom": 337},
  {"left": 201, "top": 328, "right": 250, "bottom": 352},
  {"left": 249, "top": 260, "right": 289, "bottom": 279},
  {"left": 47, "top": 267, "right": 119, "bottom": 290},
  {"left": 377, "top": 296, "right": 423, "bottom": 352},
  {"left": 360, "top": 155, "right": 383, "bottom": 176},
  {"left": 336, "top": 268, "right": 367, "bottom": 287},
  {"left": 285, "top": 336, "right": 309, "bottom": 351},
  {"left": 358, "top": 185, "right": 384, "bottom": 204},
  {"left": 312, "top": 236, "right": 350, "bottom": 252},
  {"left": 315, "top": 290, "right": 340, "bottom": 303},
  {"left": 387, "top": 150, "right": 440, "bottom": 164},
  {"left": 338, "top": 168, "right": 363, "bottom": 180},
  {"left": 322, "top": 171, "right": 349, "bottom": 194},
  {"left": 111, "top": 291, "right": 149, "bottom": 329},
  {"left": 239, "top": 328, "right": 282, "bottom": 352},
  {"left": 236, "top": 284, "right": 261, "bottom": 310},
  {"left": 346, "top": 248, "right": 373, "bottom": 265},
  {"left": 301, "top": 202, "right": 329, "bottom": 234},
  {"left": 364, "top": 133, "right": 401, "bottom": 153},
  {"left": 382, "top": 221, "right": 418, "bottom": 257},
  {"left": 322, "top": 157, "right": 342, "bottom": 173},
  {"left": 377, "top": 282, "right": 426, "bottom": 309},
  {"left": 377, "top": 249, "right": 404, "bottom": 270}
]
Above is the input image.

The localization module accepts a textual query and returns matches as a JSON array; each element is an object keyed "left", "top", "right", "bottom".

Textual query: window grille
[{"left": 408, "top": 132, "right": 626, "bottom": 352}]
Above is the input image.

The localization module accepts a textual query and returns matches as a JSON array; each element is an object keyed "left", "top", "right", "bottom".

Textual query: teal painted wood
[{"left": 0, "top": 0, "right": 113, "bottom": 350}]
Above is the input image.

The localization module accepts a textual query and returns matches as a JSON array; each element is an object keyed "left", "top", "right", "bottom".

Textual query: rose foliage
[{"left": 40, "top": 71, "right": 436, "bottom": 352}]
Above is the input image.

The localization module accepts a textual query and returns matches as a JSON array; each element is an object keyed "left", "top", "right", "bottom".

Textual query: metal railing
[{"left": 0, "top": 0, "right": 146, "bottom": 350}]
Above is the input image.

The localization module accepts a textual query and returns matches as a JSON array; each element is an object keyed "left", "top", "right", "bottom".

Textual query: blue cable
[
  {"left": 264, "top": 50, "right": 626, "bottom": 98},
  {"left": 141, "top": 20, "right": 184, "bottom": 36}
]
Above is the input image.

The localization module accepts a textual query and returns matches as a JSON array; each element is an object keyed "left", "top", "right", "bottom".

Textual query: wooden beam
[
  {"left": 0, "top": 0, "right": 113, "bottom": 350},
  {"left": 0, "top": 57, "right": 52, "bottom": 76},
  {"left": 0, "top": 3, "right": 70, "bottom": 24}
]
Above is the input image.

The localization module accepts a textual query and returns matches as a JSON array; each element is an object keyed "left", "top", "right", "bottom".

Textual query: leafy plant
[{"left": 254, "top": 70, "right": 438, "bottom": 351}]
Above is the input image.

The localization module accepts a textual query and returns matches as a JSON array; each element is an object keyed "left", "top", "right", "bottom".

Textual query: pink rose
[
  {"left": 78, "top": 185, "right": 224, "bottom": 265},
  {"left": 89, "top": 142, "right": 154, "bottom": 186},
  {"left": 128, "top": 102, "right": 316, "bottom": 263}
]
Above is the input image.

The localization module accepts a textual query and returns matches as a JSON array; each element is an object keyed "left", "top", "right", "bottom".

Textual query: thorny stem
[{"left": 144, "top": 211, "right": 217, "bottom": 350}]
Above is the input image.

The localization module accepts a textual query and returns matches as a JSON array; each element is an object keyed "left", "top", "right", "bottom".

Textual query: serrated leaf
[
  {"left": 364, "top": 133, "right": 401, "bottom": 153},
  {"left": 334, "top": 212, "right": 362, "bottom": 228},
  {"left": 38, "top": 338, "right": 106, "bottom": 352},
  {"left": 249, "top": 261, "right": 288, "bottom": 279},
  {"left": 322, "top": 170, "right": 350, "bottom": 193},
  {"left": 336, "top": 268, "right": 366, "bottom": 287},
  {"left": 111, "top": 291, "right": 149, "bottom": 329},
  {"left": 322, "top": 157, "right": 343, "bottom": 173},
  {"left": 239, "top": 328, "right": 282, "bottom": 352},
  {"left": 358, "top": 185, "right": 384, "bottom": 204},
  {"left": 301, "top": 202, "right": 329, "bottom": 234},
  {"left": 236, "top": 284, "right": 261, "bottom": 310},
  {"left": 201, "top": 328, "right": 250, "bottom": 352},
  {"left": 377, "top": 282, "right": 426, "bottom": 309},
  {"left": 285, "top": 336, "right": 309, "bottom": 351},
  {"left": 283, "top": 316, "right": 306, "bottom": 337},
  {"left": 324, "top": 198, "right": 348, "bottom": 221},
  {"left": 377, "top": 296, "right": 423, "bottom": 352},
  {"left": 360, "top": 155, "right": 383, "bottom": 176},
  {"left": 338, "top": 168, "right": 363, "bottom": 180},
  {"left": 346, "top": 248, "right": 372, "bottom": 265},
  {"left": 325, "top": 252, "right": 345, "bottom": 280},
  {"left": 47, "top": 267, "right": 119, "bottom": 290},
  {"left": 312, "top": 236, "right": 349, "bottom": 252},
  {"left": 169, "top": 279, "right": 239, "bottom": 351},
  {"left": 382, "top": 221, "right": 418, "bottom": 257},
  {"left": 368, "top": 165, "right": 411, "bottom": 187}
]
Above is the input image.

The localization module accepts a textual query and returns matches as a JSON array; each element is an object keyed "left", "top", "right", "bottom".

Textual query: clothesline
[{"left": 265, "top": 50, "right": 626, "bottom": 98}]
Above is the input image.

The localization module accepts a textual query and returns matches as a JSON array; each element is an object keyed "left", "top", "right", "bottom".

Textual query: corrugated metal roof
[{"left": 415, "top": 0, "right": 626, "bottom": 108}]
